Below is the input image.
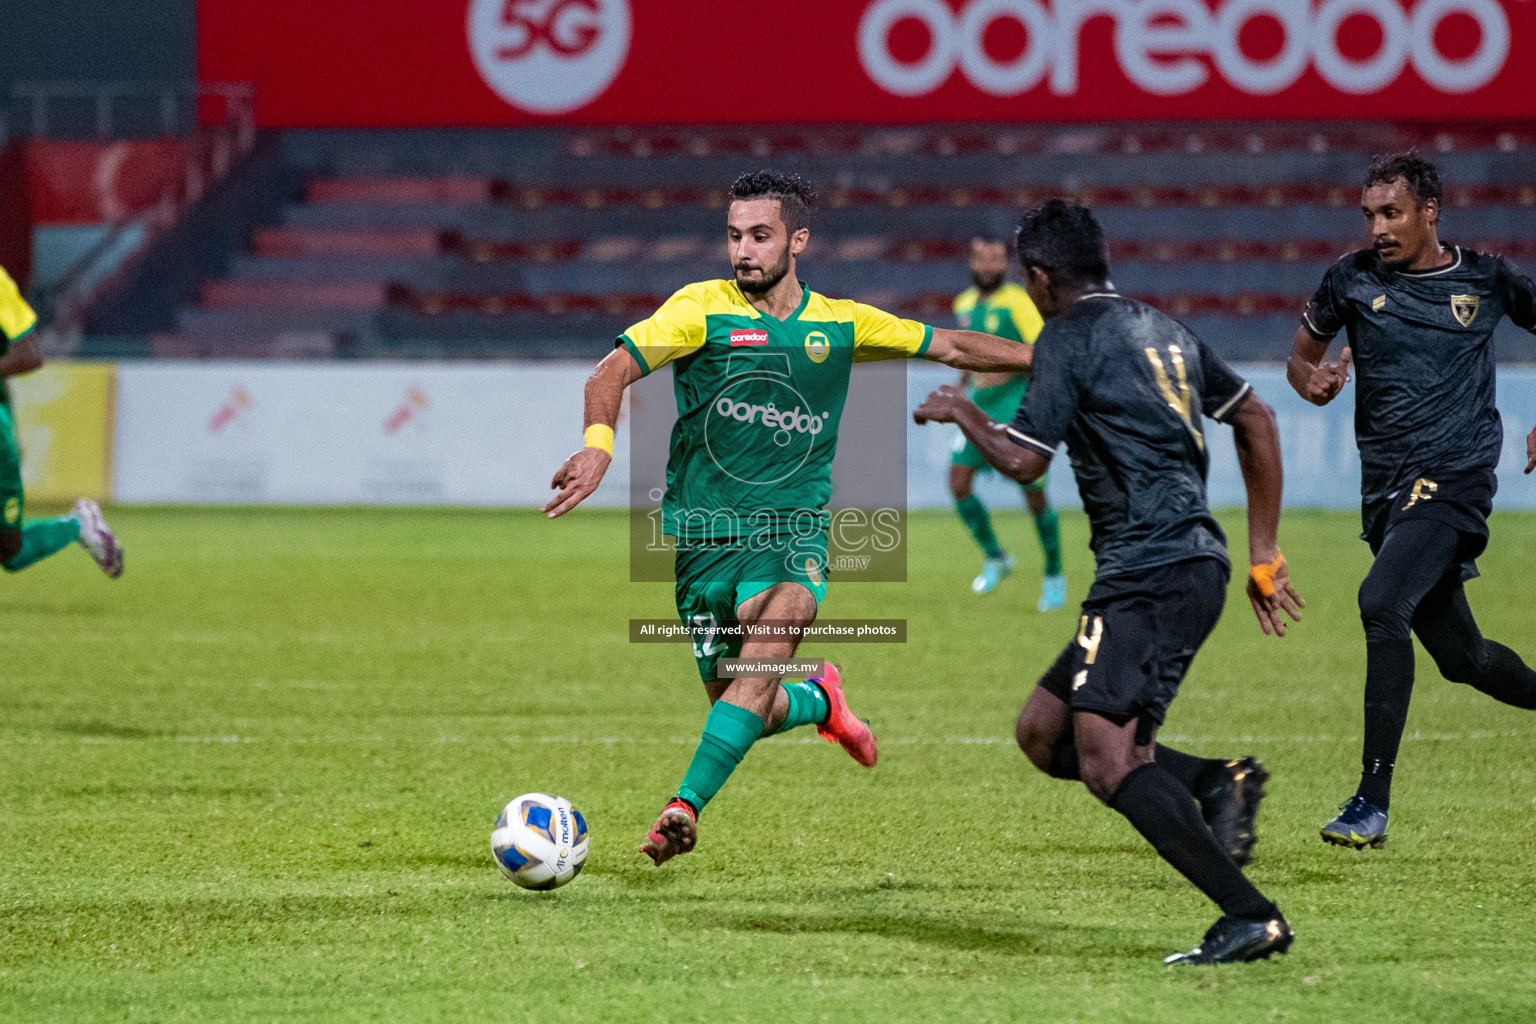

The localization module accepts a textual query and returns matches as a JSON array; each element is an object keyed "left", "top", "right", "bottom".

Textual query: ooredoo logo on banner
[
  {"left": 201, "top": 0, "right": 1536, "bottom": 125},
  {"left": 468, "top": 0, "right": 632, "bottom": 114},
  {"left": 859, "top": 0, "right": 1511, "bottom": 98}
]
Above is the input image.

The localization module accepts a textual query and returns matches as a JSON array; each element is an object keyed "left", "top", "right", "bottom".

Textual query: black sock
[
  {"left": 1154, "top": 745, "right": 1223, "bottom": 795},
  {"left": 1467, "top": 641, "right": 1536, "bottom": 710},
  {"left": 1357, "top": 758, "right": 1394, "bottom": 809},
  {"left": 1109, "top": 763, "right": 1276, "bottom": 921},
  {"left": 1360, "top": 638, "right": 1415, "bottom": 811}
]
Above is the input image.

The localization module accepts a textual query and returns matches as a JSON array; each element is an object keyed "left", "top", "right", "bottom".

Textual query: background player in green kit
[
  {"left": 0, "top": 266, "right": 122, "bottom": 579},
  {"left": 950, "top": 234, "right": 1064, "bottom": 607},
  {"left": 543, "top": 171, "right": 1035, "bottom": 867}
]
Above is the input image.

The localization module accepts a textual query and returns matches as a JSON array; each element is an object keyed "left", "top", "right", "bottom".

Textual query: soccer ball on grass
[{"left": 491, "top": 793, "right": 589, "bottom": 890}]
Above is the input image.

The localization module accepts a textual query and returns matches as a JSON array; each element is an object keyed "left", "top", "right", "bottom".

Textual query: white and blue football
[{"left": 491, "top": 793, "right": 590, "bottom": 890}]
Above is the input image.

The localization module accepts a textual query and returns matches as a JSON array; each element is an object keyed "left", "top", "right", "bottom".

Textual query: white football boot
[{"left": 72, "top": 499, "right": 124, "bottom": 578}]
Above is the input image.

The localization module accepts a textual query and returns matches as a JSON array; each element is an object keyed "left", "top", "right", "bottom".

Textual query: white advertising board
[
  {"left": 114, "top": 361, "right": 1536, "bottom": 511},
  {"left": 113, "top": 362, "right": 630, "bottom": 505}
]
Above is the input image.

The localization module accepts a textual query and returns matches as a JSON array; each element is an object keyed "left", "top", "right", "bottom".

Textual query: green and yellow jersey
[
  {"left": 952, "top": 280, "right": 1041, "bottom": 354},
  {"left": 0, "top": 266, "right": 33, "bottom": 519},
  {"left": 0, "top": 266, "right": 36, "bottom": 410},
  {"left": 953, "top": 280, "right": 1042, "bottom": 342},
  {"left": 950, "top": 281, "right": 1044, "bottom": 475},
  {"left": 620, "top": 279, "right": 931, "bottom": 541},
  {"left": 0, "top": 265, "right": 33, "bottom": 351}
]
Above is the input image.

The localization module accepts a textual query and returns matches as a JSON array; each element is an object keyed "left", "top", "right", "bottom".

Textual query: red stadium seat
[
  {"left": 202, "top": 280, "right": 388, "bottom": 311},
  {"left": 307, "top": 176, "right": 494, "bottom": 204},
  {"left": 253, "top": 227, "right": 445, "bottom": 257},
  {"left": 897, "top": 291, "right": 1305, "bottom": 320},
  {"left": 401, "top": 180, "right": 1536, "bottom": 211},
  {"left": 561, "top": 124, "right": 1536, "bottom": 161}
]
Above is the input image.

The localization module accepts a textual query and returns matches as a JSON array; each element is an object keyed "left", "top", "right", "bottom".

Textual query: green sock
[
  {"left": 956, "top": 495, "right": 1003, "bottom": 559},
  {"left": 774, "top": 679, "right": 830, "bottom": 734},
  {"left": 676, "top": 700, "right": 765, "bottom": 813},
  {"left": 1031, "top": 505, "right": 1062, "bottom": 576},
  {"left": 2, "top": 516, "right": 81, "bottom": 573}
]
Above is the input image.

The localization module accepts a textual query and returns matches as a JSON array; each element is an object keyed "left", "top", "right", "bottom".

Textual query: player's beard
[
  {"left": 735, "top": 247, "right": 791, "bottom": 296},
  {"left": 971, "top": 269, "right": 1005, "bottom": 292}
]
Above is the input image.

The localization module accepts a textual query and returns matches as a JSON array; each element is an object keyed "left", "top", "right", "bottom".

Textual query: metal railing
[
  {"left": 3, "top": 82, "right": 254, "bottom": 145},
  {"left": 8, "top": 84, "right": 261, "bottom": 352}
]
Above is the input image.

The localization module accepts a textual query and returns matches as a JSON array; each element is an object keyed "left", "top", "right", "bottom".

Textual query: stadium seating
[{"left": 86, "top": 123, "right": 1536, "bottom": 361}]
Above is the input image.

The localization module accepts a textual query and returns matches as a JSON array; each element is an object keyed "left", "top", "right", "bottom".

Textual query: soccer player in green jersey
[
  {"left": 950, "top": 233, "right": 1065, "bottom": 608},
  {"left": 544, "top": 171, "right": 1034, "bottom": 866},
  {"left": 0, "top": 266, "right": 122, "bottom": 578}
]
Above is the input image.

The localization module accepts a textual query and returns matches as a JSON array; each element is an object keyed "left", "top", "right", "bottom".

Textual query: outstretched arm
[
  {"left": 1229, "top": 394, "right": 1303, "bottom": 635},
  {"left": 542, "top": 346, "right": 643, "bottom": 519},
  {"left": 1525, "top": 425, "right": 1536, "bottom": 475},
  {"left": 913, "top": 385, "right": 1049, "bottom": 484},
  {"left": 1285, "top": 324, "right": 1351, "bottom": 406},
  {"left": 923, "top": 328, "right": 1033, "bottom": 373}
]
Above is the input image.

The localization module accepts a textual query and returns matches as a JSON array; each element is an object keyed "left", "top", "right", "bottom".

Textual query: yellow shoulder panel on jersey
[
  {"left": 801, "top": 290, "right": 853, "bottom": 327},
  {"left": 0, "top": 265, "right": 37, "bottom": 343},
  {"left": 619, "top": 280, "right": 753, "bottom": 375},
  {"left": 952, "top": 286, "right": 980, "bottom": 324},
  {"left": 990, "top": 282, "right": 1043, "bottom": 343},
  {"left": 811, "top": 295, "right": 933, "bottom": 362},
  {"left": 686, "top": 279, "right": 759, "bottom": 317}
]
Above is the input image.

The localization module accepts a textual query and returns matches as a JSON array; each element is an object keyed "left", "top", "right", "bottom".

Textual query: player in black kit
[
  {"left": 1288, "top": 152, "right": 1536, "bottom": 850},
  {"left": 916, "top": 200, "right": 1303, "bottom": 965}
]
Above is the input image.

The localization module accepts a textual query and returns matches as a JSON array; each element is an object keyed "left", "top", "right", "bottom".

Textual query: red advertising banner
[
  {"left": 199, "top": 1, "right": 1536, "bottom": 126},
  {"left": 25, "top": 141, "right": 189, "bottom": 226},
  {"left": 0, "top": 144, "right": 30, "bottom": 287}
]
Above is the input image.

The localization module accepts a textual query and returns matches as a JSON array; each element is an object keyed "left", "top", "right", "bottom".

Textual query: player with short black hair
[
  {"left": 916, "top": 199, "right": 1301, "bottom": 965},
  {"left": 1288, "top": 151, "right": 1536, "bottom": 849},
  {"left": 948, "top": 231, "right": 1064, "bottom": 607},
  {"left": 1362, "top": 151, "right": 1441, "bottom": 208},
  {"left": 1011, "top": 199, "right": 1112, "bottom": 289},
  {"left": 545, "top": 170, "right": 1037, "bottom": 868},
  {"left": 729, "top": 170, "right": 815, "bottom": 239}
]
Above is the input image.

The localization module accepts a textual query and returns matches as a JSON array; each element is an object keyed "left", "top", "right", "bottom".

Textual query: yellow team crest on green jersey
[
  {"left": 804, "top": 330, "right": 830, "bottom": 363},
  {"left": 3, "top": 497, "right": 18, "bottom": 524}
]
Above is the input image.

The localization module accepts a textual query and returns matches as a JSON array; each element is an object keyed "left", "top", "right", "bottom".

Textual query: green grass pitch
[{"left": 1, "top": 506, "right": 1534, "bottom": 1022}]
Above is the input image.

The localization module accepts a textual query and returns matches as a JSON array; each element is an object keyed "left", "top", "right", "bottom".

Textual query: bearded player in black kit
[
  {"left": 917, "top": 200, "right": 1303, "bottom": 965},
  {"left": 1288, "top": 152, "right": 1536, "bottom": 850}
]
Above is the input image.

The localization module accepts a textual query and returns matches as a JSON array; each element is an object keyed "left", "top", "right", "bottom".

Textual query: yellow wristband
[
  {"left": 1249, "top": 553, "right": 1285, "bottom": 597},
  {"left": 583, "top": 423, "right": 614, "bottom": 455}
]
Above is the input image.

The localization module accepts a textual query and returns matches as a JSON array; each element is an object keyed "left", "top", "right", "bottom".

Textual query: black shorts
[
  {"left": 1362, "top": 468, "right": 1495, "bottom": 579},
  {"left": 1038, "top": 558, "right": 1228, "bottom": 725}
]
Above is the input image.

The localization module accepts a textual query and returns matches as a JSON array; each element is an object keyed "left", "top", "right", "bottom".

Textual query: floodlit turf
[{"left": 2, "top": 506, "right": 1534, "bottom": 1023}]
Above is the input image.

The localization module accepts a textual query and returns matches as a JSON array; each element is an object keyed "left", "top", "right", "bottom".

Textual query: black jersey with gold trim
[
  {"left": 1007, "top": 293, "right": 1252, "bottom": 582},
  {"left": 1303, "top": 246, "right": 1536, "bottom": 517}
]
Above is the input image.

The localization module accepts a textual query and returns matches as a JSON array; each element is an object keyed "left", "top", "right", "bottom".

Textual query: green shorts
[
  {"left": 674, "top": 533, "right": 829, "bottom": 682},
  {"left": 0, "top": 405, "right": 24, "bottom": 528},
  {"left": 951, "top": 379, "right": 1047, "bottom": 492}
]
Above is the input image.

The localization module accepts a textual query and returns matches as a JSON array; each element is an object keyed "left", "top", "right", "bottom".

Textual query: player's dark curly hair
[
  {"left": 1364, "top": 151, "right": 1442, "bottom": 208},
  {"left": 1014, "top": 199, "right": 1110, "bottom": 290},
  {"left": 730, "top": 170, "right": 816, "bottom": 235}
]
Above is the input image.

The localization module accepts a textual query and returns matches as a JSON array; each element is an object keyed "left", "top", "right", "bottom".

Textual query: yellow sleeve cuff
[{"left": 583, "top": 423, "right": 615, "bottom": 455}]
